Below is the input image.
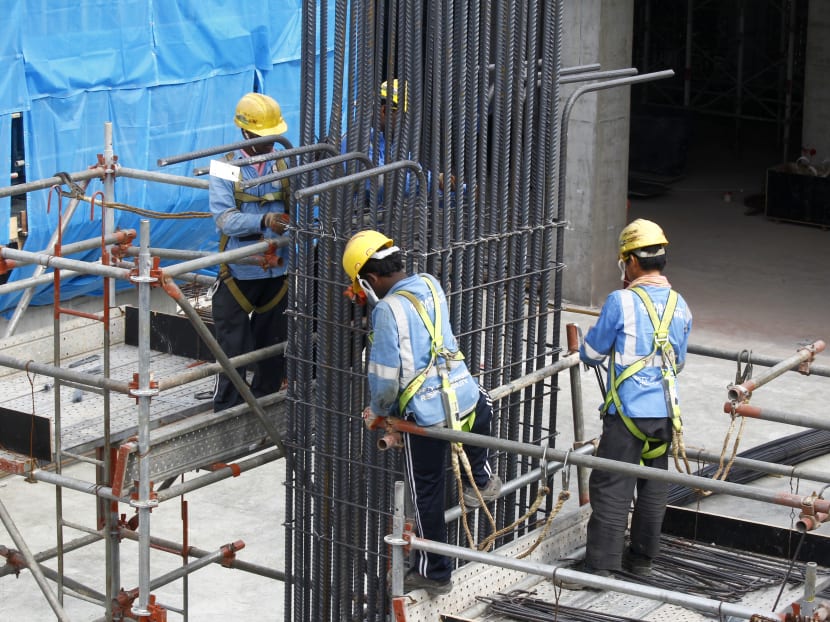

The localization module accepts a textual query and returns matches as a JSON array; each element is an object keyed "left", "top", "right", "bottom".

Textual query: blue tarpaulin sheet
[{"left": 0, "top": 0, "right": 328, "bottom": 313}]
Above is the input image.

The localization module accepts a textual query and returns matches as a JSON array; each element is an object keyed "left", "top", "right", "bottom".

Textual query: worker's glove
[
  {"left": 262, "top": 212, "right": 289, "bottom": 235},
  {"left": 362, "top": 406, "right": 385, "bottom": 431}
]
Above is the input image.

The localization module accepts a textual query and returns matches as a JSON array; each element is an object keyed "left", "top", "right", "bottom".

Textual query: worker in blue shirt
[
  {"left": 342, "top": 229, "right": 501, "bottom": 597},
  {"left": 561, "top": 218, "right": 692, "bottom": 588},
  {"left": 209, "top": 93, "right": 291, "bottom": 412}
]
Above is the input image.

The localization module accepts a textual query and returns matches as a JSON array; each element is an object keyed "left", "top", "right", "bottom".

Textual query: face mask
[{"left": 357, "top": 277, "right": 379, "bottom": 308}]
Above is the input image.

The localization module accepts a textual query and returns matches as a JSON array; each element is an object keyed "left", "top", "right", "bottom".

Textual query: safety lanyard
[
  {"left": 602, "top": 287, "right": 679, "bottom": 461},
  {"left": 394, "top": 278, "right": 467, "bottom": 429}
]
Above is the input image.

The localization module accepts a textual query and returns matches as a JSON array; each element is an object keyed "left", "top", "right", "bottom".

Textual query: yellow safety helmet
[
  {"left": 342, "top": 230, "right": 397, "bottom": 292},
  {"left": 234, "top": 93, "right": 288, "bottom": 136},
  {"left": 618, "top": 218, "right": 668, "bottom": 260},
  {"left": 379, "top": 79, "right": 408, "bottom": 112}
]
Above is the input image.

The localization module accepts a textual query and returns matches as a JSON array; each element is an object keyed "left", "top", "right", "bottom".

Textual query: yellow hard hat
[
  {"left": 379, "top": 79, "right": 408, "bottom": 112},
  {"left": 342, "top": 230, "right": 396, "bottom": 291},
  {"left": 618, "top": 218, "right": 669, "bottom": 259},
  {"left": 234, "top": 93, "right": 288, "bottom": 136}
]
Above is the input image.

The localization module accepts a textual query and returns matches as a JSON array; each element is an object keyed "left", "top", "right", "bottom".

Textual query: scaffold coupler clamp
[
  {"left": 220, "top": 540, "right": 246, "bottom": 568},
  {"left": 797, "top": 340, "right": 824, "bottom": 375},
  {"left": 0, "top": 545, "right": 26, "bottom": 577}
]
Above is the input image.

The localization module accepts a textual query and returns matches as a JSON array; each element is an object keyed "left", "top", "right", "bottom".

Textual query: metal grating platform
[{"left": 0, "top": 343, "right": 215, "bottom": 458}]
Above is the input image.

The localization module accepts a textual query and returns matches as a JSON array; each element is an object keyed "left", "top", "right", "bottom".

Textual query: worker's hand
[
  {"left": 262, "top": 212, "right": 289, "bottom": 235},
  {"left": 362, "top": 406, "right": 385, "bottom": 431}
]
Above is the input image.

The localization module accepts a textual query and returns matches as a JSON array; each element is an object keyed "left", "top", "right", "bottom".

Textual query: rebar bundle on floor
[{"left": 479, "top": 590, "right": 648, "bottom": 622}]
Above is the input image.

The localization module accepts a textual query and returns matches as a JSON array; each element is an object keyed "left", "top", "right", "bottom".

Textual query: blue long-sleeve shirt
[
  {"left": 208, "top": 150, "right": 290, "bottom": 280},
  {"left": 367, "top": 273, "right": 480, "bottom": 427},
  {"left": 580, "top": 284, "right": 692, "bottom": 419}
]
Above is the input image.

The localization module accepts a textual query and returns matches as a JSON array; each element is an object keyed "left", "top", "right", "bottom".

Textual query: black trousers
[
  {"left": 403, "top": 386, "right": 494, "bottom": 582},
  {"left": 585, "top": 413, "right": 672, "bottom": 571},
  {"left": 211, "top": 276, "right": 288, "bottom": 412}
]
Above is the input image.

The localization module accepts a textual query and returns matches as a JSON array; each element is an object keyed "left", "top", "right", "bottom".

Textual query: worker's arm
[
  {"left": 367, "top": 302, "right": 403, "bottom": 417},
  {"left": 208, "top": 173, "right": 263, "bottom": 237},
  {"left": 579, "top": 292, "right": 623, "bottom": 366}
]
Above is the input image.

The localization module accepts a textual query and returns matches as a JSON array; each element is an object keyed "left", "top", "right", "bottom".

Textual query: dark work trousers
[
  {"left": 211, "top": 276, "right": 288, "bottom": 412},
  {"left": 403, "top": 386, "right": 494, "bottom": 582},
  {"left": 585, "top": 413, "right": 673, "bottom": 572}
]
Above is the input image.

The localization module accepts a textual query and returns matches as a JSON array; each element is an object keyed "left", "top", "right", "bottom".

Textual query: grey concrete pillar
[
  {"left": 560, "top": 0, "right": 634, "bottom": 308},
  {"left": 802, "top": 1, "right": 830, "bottom": 162}
]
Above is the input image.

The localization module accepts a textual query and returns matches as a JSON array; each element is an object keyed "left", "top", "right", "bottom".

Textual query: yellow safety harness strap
[
  {"left": 601, "top": 287, "right": 679, "bottom": 462},
  {"left": 395, "top": 278, "right": 471, "bottom": 432},
  {"left": 217, "top": 233, "right": 287, "bottom": 314}
]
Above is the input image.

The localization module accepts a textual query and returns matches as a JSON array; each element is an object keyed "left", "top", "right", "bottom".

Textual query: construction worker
[
  {"left": 208, "top": 92, "right": 291, "bottom": 412},
  {"left": 562, "top": 218, "right": 692, "bottom": 587},
  {"left": 342, "top": 230, "right": 501, "bottom": 596}
]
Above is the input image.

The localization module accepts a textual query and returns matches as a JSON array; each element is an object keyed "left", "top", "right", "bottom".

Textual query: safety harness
[
  {"left": 393, "top": 277, "right": 475, "bottom": 432},
  {"left": 217, "top": 156, "right": 290, "bottom": 314},
  {"left": 602, "top": 286, "right": 680, "bottom": 462}
]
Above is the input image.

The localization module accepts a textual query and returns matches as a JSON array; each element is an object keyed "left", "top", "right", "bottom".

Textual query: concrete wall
[
  {"left": 802, "top": 0, "right": 830, "bottom": 161},
  {"left": 560, "top": 0, "right": 634, "bottom": 308}
]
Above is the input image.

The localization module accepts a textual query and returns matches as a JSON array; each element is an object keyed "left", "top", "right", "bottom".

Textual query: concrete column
[
  {"left": 560, "top": 0, "right": 634, "bottom": 308},
  {"left": 802, "top": 1, "right": 830, "bottom": 161}
]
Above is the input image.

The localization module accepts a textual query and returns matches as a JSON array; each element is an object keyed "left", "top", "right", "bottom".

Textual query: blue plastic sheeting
[
  {"left": 0, "top": 7, "right": 26, "bottom": 116},
  {"left": 0, "top": 116, "right": 9, "bottom": 245},
  {"left": 0, "top": 0, "right": 335, "bottom": 314}
]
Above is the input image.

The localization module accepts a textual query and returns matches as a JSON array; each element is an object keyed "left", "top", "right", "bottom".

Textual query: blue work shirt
[
  {"left": 580, "top": 284, "right": 692, "bottom": 419},
  {"left": 368, "top": 273, "right": 480, "bottom": 427},
  {"left": 208, "top": 149, "right": 290, "bottom": 280}
]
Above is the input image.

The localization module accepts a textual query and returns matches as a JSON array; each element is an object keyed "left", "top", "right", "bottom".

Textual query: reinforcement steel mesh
[{"left": 284, "top": 1, "right": 566, "bottom": 619}]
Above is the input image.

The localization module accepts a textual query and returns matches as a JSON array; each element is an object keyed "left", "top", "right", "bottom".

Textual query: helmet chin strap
[{"left": 357, "top": 277, "right": 380, "bottom": 307}]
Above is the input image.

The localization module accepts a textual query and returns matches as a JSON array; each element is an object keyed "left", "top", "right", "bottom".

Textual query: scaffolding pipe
[
  {"left": 566, "top": 323, "right": 589, "bottom": 505},
  {"left": 0, "top": 533, "right": 101, "bottom": 579},
  {"left": 0, "top": 167, "right": 103, "bottom": 199},
  {"left": 0, "top": 246, "right": 130, "bottom": 280},
  {"left": 686, "top": 447, "right": 830, "bottom": 485},
  {"left": 0, "top": 351, "right": 129, "bottom": 393},
  {"left": 219, "top": 142, "right": 339, "bottom": 169},
  {"left": 157, "top": 343, "right": 285, "bottom": 391},
  {"left": 116, "top": 166, "right": 208, "bottom": 190},
  {"left": 162, "top": 236, "right": 290, "bottom": 279},
  {"left": 120, "top": 245, "right": 266, "bottom": 265},
  {"left": 384, "top": 418, "right": 830, "bottom": 515},
  {"left": 723, "top": 402, "right": 830, "bottom": 432},
  {"left": 159, "top": 274, "right": 288, "bottom": 456},
  {"left": 129, "top": 219, "right": 155, "bottom": 618},
  {"left": 0, "top": 497, "right": 73, "bottom": 622},
  {"left": 156, "top": 448, "right": 283, "bottom": 502},
  {"left": 687, "top": 342, "right": 830, "bottom": 379},
  {"left": 727, "top": 340, "right": 826, "bottom": 402},
  {"left": 4, "top": 180, "right": 91, "bottom": 337},
  {"left": 120, "top": 529, "right": 285, "bottom": 581},
  {"left": 443, "top": 443, "right": 596, "bottom": 523},
  {"left": 489, "top": 352, "right": 579, "bottom": 401},
  {"left": 405, "top": 534, "right": 782, "bottom": 621}
]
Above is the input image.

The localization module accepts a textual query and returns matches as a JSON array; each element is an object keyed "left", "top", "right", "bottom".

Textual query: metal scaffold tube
[
  {"left": 727, "top": 340, "right": 826, "bottom": 402},
  {"left": 385, "top": 417, "right": 830, "bottom": 515},
  {"left": 404, "top": 534, "right": 782, "bottom": 620}
]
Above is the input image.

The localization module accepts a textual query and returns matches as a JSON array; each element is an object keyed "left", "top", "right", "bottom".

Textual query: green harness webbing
[
  {"left": 602, "top": 287, "right": 680, "bottom": 462},
  {"left": 394, "top": 277, "right": 474, "bottom": 433},
  {"left": 217, "top": 157, "right": 290, "bottom": 314}
]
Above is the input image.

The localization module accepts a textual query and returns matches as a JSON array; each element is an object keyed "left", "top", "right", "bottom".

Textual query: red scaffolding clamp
[
  {"left": 220, "top": 540, "right": 246, "bottom": 568},
  {"left": 113, "top": 590, "right": 167, "bottom": 621},
  {"left": 797, "top": 341, "right": 824, "bottom": 376},
  {"left": 0, "top": 545, "right": 26, "bottom": 577},
  {"left": 0, "top": 255, "right": 17, "bottom": 275}
]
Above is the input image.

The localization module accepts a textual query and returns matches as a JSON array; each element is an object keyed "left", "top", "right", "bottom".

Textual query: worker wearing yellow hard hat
[
  {"left": 208, "top": 92, "right": 291, "bottom": 412},
  {"left": 557, "top": 218, "right": 692, "bottom": 589},
  {"left": 342, "top": 229, "right": 501, "bottom": 596}
]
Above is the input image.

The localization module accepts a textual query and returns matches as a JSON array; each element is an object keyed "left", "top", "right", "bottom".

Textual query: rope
[{"left": 64, "top": 192, "right": 211, "bottom": 220}]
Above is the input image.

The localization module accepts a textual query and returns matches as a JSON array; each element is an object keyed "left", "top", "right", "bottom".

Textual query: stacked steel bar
[{"left": 287, "top": 1, "right": 565, "bottom": 620}]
